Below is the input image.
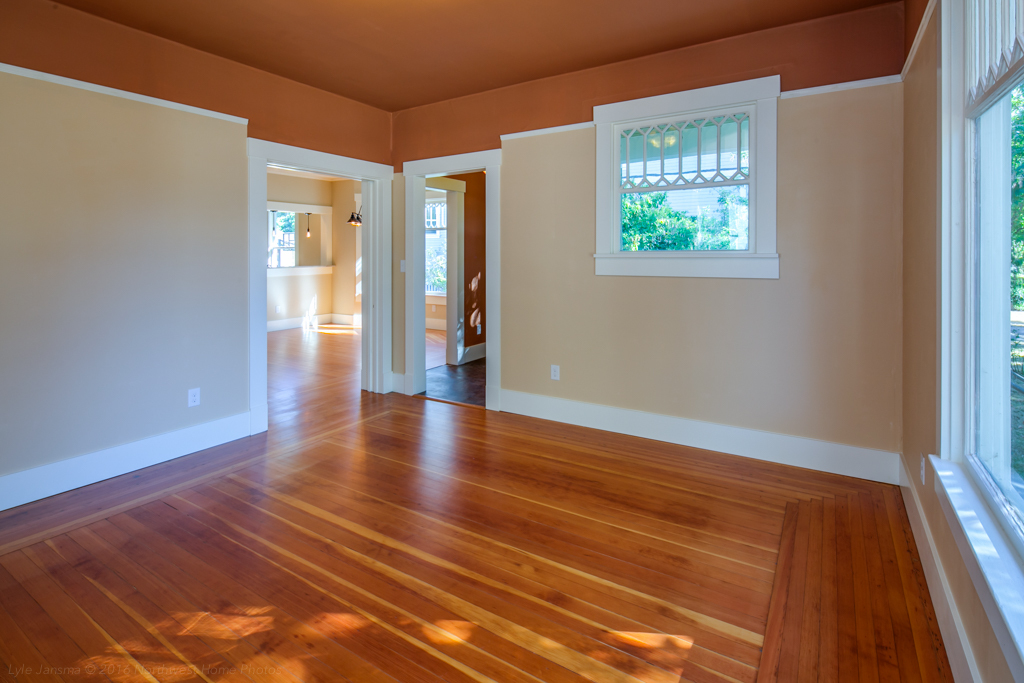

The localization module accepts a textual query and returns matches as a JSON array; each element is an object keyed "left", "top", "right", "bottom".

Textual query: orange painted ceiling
[{"left": 53, "top": 0, "right": 897, "bottom": 112}]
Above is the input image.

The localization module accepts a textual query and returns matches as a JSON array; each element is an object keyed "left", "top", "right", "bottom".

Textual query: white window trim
[{"left": 594, "top": 76, "right": 780, "bottom": 279}]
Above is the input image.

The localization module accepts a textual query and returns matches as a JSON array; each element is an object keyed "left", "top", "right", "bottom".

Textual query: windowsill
[
  {"left": 593, "top": 252, "right": 779, "bottom": 279},
  {"left": 267, "top": 265, "right": 333, "bottom": 277},
  {"left": 931, "top": 455, "right": 1024, "bottom": 677}
]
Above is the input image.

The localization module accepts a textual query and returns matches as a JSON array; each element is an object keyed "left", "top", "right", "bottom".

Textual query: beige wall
[
  {"left": 900, "top": 12, "right": 1013, "bottom": 681},
  {"left": 267, "top": 273, "right": 333, "bottom": 322},
  {"left": 332, "top": 180, "right": 360, "bottom": 317},
  {"left": 267, "top": 173, "right": 333, "bottom": 206},
  {"left": 499, "top": 84, "right": 904, "bottom": 452},
  {"left": 0, "top": 71, "right": 248, "bottom": 478}
]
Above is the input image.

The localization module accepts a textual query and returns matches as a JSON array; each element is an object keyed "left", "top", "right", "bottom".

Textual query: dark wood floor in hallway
[{"left": 0, "top": 329, "right": 952, "bottom": 682}]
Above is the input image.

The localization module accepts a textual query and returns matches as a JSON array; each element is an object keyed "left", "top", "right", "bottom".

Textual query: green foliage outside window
[
  {"left": 1012, "top": 88, "right": 1024, "bottom": 309},
  {"left": 426, "top": 245, "right": 447, "bottom": 293},
  {"left": 621, "top": 188, "right": 747, "bottom": 252}
]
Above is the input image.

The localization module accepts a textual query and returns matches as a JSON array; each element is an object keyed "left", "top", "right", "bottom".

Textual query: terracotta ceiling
[{"left": 53, "top": 0, "right": 897, "bottom": 112}]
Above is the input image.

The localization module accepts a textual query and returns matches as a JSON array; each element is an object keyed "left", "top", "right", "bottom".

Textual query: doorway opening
[
  {"left": 422, "top": 173, "right": 487, "bottom": 406},
  {"left": 247, "top": 139, "right": 393, "bottom": 436},
  {"left": 402, "top": 149, "right": 501, "bottom": 411}
]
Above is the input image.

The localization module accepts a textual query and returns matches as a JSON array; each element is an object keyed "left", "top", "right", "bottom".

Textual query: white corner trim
[
  {"left": 0, "top": 61, "right": 247, "bottom": 125},
  {"left": 900, "top": 456, "right": 982, "bottom": 683},
  {"left": 499, "top": 389, "right": 899, "bottom": 483},
  {"left": 461, "top": 342, "right": 486, "bottom": 364},
  {"left": 426, "top": 318, "right": 447, "bottom": 331},
  {"left": 780, "top": 75, "right": 903, "bottom": 99},
  {"left": 267, "top": 201, "right": 333, "bottom": 215},
  {"left": 933, "top": 456, "right": 1024, "bottom": 680},
  {"left": 267, "top": 265, "right": 334, "bottom": 277},
  {"left": 902, "top": 0, "right": 940, "bottom": 81},
  {"left": 501, "top": 121, "right": 595, "bottom": 142},
  {"left": 267, "top": 313, "right": 334, "bottom": 332},
  {"left": 403, "top": 149, "right": 502, "bottom": 177},
  {"left": 0, "top": 412, "right": 251, "bottom": 513}
]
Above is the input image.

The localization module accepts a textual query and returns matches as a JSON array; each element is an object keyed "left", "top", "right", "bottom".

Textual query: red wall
[
  {"left": 0, "top": 0, "right": 393, "bottom": 165},
  {"left": 392, "top": 3, "right": 904, "bottom": 168}
]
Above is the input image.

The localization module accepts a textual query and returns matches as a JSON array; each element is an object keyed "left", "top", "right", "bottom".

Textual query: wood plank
[{"left": 0, "top": 329, "right": 954, "bottom": 683}]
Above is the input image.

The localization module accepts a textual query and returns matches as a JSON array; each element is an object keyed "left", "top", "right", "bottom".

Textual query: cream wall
[
  {"left": 0, "top": 71, "right": 248, "bottom": 478},
  {"left": 267, "top": 173, "right": 333, "bottom": 206},
  {"left": 499, "top": 83, "right": 904, "bottom": 452},
  {"left": 332, "top": 180, "right": 360, "bottom": 318},
  {"left": 900, "top": 12, "right": 1013, "bottom": 681},
  {"left": 267, "top": 272, "right": 333, "bottom": 323},
  {"left": 266, "top": 173, "right": 343, "bottom": 321}
]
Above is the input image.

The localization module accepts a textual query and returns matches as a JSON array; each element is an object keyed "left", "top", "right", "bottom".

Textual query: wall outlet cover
[
  {"left": 400, "top": 259, "right": 406, "bottom": 273},
  {"left": 550, "top": 365, "right": 560, "bottom": 381},
  {"left": 275, "top": 304, "right": 283, "bottom": 313},
  {"left": 477, "top": 324, "right": 482, "bottom": 334},
  {"left": 188, "top": 388, "right": 201, "bottom": 408}
]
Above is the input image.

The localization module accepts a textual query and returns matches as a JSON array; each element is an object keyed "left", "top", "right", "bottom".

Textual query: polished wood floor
[
  {"left": 0, "top": 329, "right": 952, "bottom": 682},
  {"left": 426, "top": 330, "right": 446, "bottom": 370}
]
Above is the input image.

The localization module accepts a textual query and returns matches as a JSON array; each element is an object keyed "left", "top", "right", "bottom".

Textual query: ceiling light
[
  {"left": 306, "top": 212, "right": 312, "bottom": 238},
  {"left": 348, "top": 207, "right": 362, "bottom": 226}
]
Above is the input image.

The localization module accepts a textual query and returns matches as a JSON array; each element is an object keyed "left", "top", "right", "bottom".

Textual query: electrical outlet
[
  {"left": 275, "top": 304, "right": 283, "bottom": 314},
  {"left": 400, "top": 260, "right": 406, "bottom": 273},
  {"left": 920, "top": 456, "right": 926, "bottom": 485},
  {"left": 432, "top": 305, "right": 436, "bottom": 312},
  {"left": 188, "top": 388, "right": 201, "bottom": 407},
  {"left": 477, "top": 324, "right": 482, "bottom": 334},
  {"left": 550, "top": 365, "right": 560, "bottom": 381}
]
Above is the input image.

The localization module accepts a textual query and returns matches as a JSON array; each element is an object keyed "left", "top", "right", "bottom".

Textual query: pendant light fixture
[
  {"left": 305, "top": 212, "right": 312, "bottom": 238},
  {"left": 348, "top": 205, "right": 362, "bottom": 226}
]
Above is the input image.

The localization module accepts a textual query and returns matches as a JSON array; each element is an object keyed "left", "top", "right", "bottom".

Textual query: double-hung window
[{"left": 594, "top": 76, "right": 779, "bottom": 278}]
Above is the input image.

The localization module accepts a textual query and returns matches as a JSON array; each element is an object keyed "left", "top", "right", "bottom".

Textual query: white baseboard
[
  {"left": 0, "top": 412, "right": 251, "bottom": 512},
  {"left": 499, "top": 389, "right": 900, "bottom": 483},
  {"left": 267, "top": 313, "right": 333, "bottom": 332},
  {"left": 899, "top": 457, "right": 982, "bottom": 683},
  {"left": 426, "top": 318, "right": 446, "bottom": 331},
  {"left": 461, "top": 342, "right": 486, "bottom": 364},
  {"left": 249, "top": 402, "right": 269, "bottom": 434}
]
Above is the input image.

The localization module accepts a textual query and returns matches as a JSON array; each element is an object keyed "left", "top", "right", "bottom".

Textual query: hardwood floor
[
  {"left": 426, "top": 330, "right": 446, "bottom": 370},
  {"left": 0, "top": 329, "right": 952, "bottom": 682}
]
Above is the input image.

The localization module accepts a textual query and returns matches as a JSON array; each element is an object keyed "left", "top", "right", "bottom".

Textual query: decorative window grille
[
  {"left": 966, "top": 0, "right": 1024, "bottom": 106},
  {"left": 425, "top": 200, "right": 447, "bottom": 230},
  {"left": 619, "top": 113, "right": 750, "bottom": 190}
]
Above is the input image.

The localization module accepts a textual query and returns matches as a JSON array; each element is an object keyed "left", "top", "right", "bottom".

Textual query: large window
[
  {"left": 975, "top": 83, "right": 1024, "bottom": 544},
  {"left": 268, "top": 210, "right": 296, "bottom": 268},
  {"left": 425, "top": 199, "right": 446, "bottom": 294},
  {"left": 594, "top": 76, "right": 779, "bottom": 278}
]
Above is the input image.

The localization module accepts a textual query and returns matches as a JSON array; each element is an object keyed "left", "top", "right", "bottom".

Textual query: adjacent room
[{"left": 0, "top": 0, "right": 1021, "bottom": 681}]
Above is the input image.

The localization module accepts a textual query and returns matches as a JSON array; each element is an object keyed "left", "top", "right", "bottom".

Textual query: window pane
[
  {"left": 620, "top": 185, "right": 748, "bottom": 252},
  {"left": 620, "top": 135, "right": 629, "bottom": 186},
  {"left": 976, "top": 84, "right": 1024, "bottom": 530},
  {"left": 681, "top": 124, "right": 699, "bottom": 181},
  {"left": 721, "top": 119, "right": 738, "bottom": 177},
  {"left": 740, "top": 118, "right": 750, "bottom": 175},
  {"left": 699, "top": 120, "right": 718, "bottom": 181},
  {"left": 663, "top": 126, "right": 680, "bottom": 180},
  {"left": 628, "top": 132, "right": 644, "bottom": 185},
  {"left": 645, "top": 127, "right": 663, "bottom": 185},
  {"left": 268, "top": 211, "right": 296, "bottom": 268},
  {"left": 425, "top": 229, "right": 447, "bottom": 294}
]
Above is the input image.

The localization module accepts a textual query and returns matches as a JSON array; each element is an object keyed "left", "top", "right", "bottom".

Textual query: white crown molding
[
  {"left": 595, "top": 76, "right": 781, "bottom": 124},
  {"left": 0, "top": 61, "right": 247, "bottom": 125},
  {"left": 780, "top": 75, "right": 903, "bottom": 99},
  {"left": 500, "top": 389, "right": 900, "bottom": 483},
  {"left": 0, "top": 413, "right": 251, "bottom": 512},
  {"left": 902, "top": 0, "right": 940, "bottom": 81},
  {"left": 500, "top": 121, "right": 596, "bottom": 142}
]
